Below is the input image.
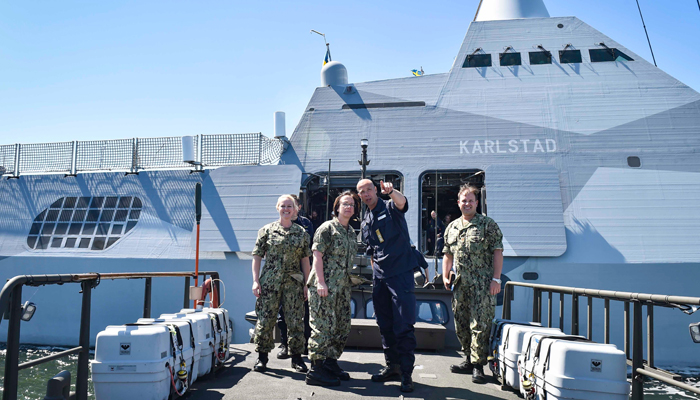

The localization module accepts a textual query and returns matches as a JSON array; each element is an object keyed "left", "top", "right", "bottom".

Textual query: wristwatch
[{"left": 492, "top": 278, "right": 502, "bottom": 284}]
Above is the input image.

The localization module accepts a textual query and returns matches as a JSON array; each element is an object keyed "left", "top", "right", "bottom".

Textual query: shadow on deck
[{"left": 187, "top": 343, "right": 523, "bottom": 400}]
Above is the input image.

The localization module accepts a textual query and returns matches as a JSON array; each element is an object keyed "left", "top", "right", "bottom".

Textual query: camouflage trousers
[
  {"left": 254, "top": 275, "right": 305, "bottom": 354},
  {"left": 307, "top": 284, "right": 351, "bottom": 362},
  {"left": 452, "top": 275, "right": 495, "bottom": 364}
]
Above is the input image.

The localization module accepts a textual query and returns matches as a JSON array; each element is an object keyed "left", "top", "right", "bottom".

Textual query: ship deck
[{"left": 187, "top": 343, "right": 522, "bottom": 400}]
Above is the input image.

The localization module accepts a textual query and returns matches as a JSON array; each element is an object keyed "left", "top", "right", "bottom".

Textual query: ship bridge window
[
  {"left": 27, "top": 196, "right": 142, "bottom": 251},
  {"left": 529, "top": 51, "right": 552, "bottom": 65},
  {"left": 302, "top": 172, "right": 403, "bottom": 234},
  {"left": 589, "top": 48, "right": 634, "bottom": 62},
  {"left": 559, "top": 49, "right": 582, "bottom": 64},
  {"left": 463, "top": 54, "right": 492, "bottom": 68},
  {"left": 419, "top": 170, "right": 485, "bottom": 257},
  {"left": 499, "top": 52, "right": 521, "bottom": 66}
]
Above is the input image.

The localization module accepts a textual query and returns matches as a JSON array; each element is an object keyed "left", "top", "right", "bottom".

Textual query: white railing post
[{"left": 12, "top": 143, "right": 20, "bottom": 178}]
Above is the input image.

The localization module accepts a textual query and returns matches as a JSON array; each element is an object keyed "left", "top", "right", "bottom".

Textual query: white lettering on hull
[{"left": 459, "top": 139, "right": 556, "bottom": 154}]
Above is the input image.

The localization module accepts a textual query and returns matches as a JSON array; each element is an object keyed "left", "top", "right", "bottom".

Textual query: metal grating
[
  {"left": 201, "top": 133, "right": 262, "bottom": 166},
  {"left": 27, "top": 196, "right": 142, "bottom": 251},
  {"left": 0, "top": 144, "right": 16, "bottom": 175},
  {"left": 136, "top": 136, "right": 197, "bottom": 170},
  {"left": 19, "top": 142, "right": 73, "bottom": 173},
  {"left": 76, "top": 139, "right": 134, "bottom": 171}
]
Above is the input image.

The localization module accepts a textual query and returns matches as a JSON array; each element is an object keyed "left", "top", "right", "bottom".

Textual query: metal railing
[
  {"left": 0, "top": 271, "right": 221, "bottom": 400},
  {"left": 502, "top": 282, "right": 700, "bottom": 400},
  {"left": 0, "top": 133, "right": 287, "bottom": 178}
]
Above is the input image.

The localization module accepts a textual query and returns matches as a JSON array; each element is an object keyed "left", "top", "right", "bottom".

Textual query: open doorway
[{"left": 420, "top": 170, "right": 485, "bottom": 257}]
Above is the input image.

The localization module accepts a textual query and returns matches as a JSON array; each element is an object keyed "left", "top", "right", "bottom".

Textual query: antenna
[{"left": 311, "top": 30, "right": 332, "bottom": 63}]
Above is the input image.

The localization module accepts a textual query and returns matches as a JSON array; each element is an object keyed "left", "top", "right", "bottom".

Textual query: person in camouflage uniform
[
  {"left": 305, "top": 191, "right": 359, "bottom": 386},
  {"left": 251, "top": 195, "right": 312, "bottom": 373},
  {"left": 443, "top": 184, "right": 503, "bottom": 384}
]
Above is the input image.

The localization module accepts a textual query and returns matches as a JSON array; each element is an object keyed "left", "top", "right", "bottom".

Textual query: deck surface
[{"left": 187, "top": 343, "right": 523, "bottom": 400}]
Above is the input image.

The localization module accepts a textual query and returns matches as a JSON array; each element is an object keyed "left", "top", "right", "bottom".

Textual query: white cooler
[
  {"left": 139, "top": 317, "right": 201, "bottom": 384},
  {"left": 181, "top": 307, "right": 231, "bottom": 366},
  {"left": 93, "top": 324, "right": 185, "bottom": 400},
  {"left": 525, "top": 337, "right": 630, "bottom": 400},
  {"left": 498, "top": 324, "right": 563, "bottom": 389},
  {"left": 519, "top": 331, "right": 569, "bottom": 397},
  {"left": 161, "top": 311, "right": 214, "bottom": 377}
]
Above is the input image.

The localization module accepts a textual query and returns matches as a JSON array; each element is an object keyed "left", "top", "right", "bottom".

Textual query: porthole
[{"left": 627, "top": 156, "right": 641, "bottom": 168}]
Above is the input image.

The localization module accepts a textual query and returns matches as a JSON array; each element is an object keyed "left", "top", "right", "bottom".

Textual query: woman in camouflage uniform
[
  {"left": 305, "top": 191, "right": 359, "bottom": 386},
  {"left": 251, "top": 195, "right": 312, "bottom": 373}
]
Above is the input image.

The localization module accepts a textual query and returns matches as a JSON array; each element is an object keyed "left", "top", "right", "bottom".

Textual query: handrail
[
  {"left": 502, "top": 281, "right": 700, "bottom": 400},
  {"left": 0, "top": 271, "right": 221, "bottom": 400}
]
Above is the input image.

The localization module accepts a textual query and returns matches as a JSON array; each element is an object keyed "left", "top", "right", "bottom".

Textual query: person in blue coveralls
[{"left": 356, "top": 179, "right": 417, "bottom": 393}]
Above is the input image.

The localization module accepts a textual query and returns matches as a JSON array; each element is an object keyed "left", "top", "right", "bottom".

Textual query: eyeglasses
[{"left": 340, "top": 203, "right": 355, "bottom": 208}]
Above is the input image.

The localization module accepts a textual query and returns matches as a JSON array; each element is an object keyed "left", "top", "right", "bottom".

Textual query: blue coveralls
[{"left": 361, "top": 199, "right": 417, "bottom": 377}]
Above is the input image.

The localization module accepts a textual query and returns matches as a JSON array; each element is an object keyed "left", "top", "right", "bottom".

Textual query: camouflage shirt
[
  {"left": 252, "top": 221, "right": 311, "bottom": 285},
  {"left": 309, "top": 218, "right": 357, "bottom": 288},
  {"left": 444, "top": 214, "right": 503, "bottom": 279}
]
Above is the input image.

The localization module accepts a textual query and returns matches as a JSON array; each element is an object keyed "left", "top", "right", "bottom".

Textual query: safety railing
[
  {"left": 502, "top": 281, "right": 700, "bottom": 400},
  {"left": 0, "top": 271, "right": 221, "bottom": 400},
  {"left": 0, "top": 133, "right": 287, "bottom": 178}
]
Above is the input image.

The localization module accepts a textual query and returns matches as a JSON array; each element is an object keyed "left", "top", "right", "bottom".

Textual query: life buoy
[{"left": 198, "top": 278, "right": 219, "bottom": 308}]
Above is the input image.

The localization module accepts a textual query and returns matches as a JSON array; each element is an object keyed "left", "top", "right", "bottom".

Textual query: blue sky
[{"left": 1, "top": 0, "right": 698, "bottom": 144}]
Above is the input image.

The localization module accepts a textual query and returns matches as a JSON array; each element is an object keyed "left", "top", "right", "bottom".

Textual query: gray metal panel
[
  {"left": 485, "top": 164, "right": 566, "bottom": 257},
  {"left": 199, "top": 165, "right": 303, "bottom": 252}
]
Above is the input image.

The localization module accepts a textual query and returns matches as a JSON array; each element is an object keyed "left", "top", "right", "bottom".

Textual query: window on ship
[
  {"left": 529, "top": 51, "right": 552, "bottom": 65},
  {"left": 419, "top": 170, "right": 485, "bottom": 257},
  {"left": 463, "top": 54, "right": 492, "bottom": 68},
  {"left": 499, "top": 52, "right": 521, "bottom": 67},
  {"left": 559, "top": 49, "right": 582, "bottom": 64},
  {"left": 589, "top": 48, "right": 634, "bottom": 62},
  {"left": 301, "top": 171, "right": 403, "bottom": 234}
]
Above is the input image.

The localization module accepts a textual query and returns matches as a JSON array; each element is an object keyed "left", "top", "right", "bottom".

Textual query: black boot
[
  {"left": 306, "top": 360, "right": 341, "bottom": 386},
  {"left": 291, "top": 354, "right": 308, "bottom": 373},
  {"left": 400, "top": 374, "right": 414, "bottom": 393},
  {"left": 472, "top": 363, "right": 486, "bottom": 384},
  {"left": 323, "top": 358, "right": 350, "bottom": 381},
  {"left": 450, "top": 359, "right": 474, "bottom": 374},
  {"left": 371, "top": 364, "right": 401, "bottom": 382},
  {"left": 276, "top": 343, "right": 290, "bottom": 359},
  {"left": 253, "top": 352, "right": 268, "bottom": 372}
]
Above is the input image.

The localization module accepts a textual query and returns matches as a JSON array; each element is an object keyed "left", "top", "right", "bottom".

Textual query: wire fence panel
[
  {"left": 76, "top": 139, "right": 134, "bottom": 171},
  {"left": 0, "top": 134, "right": 285, "bottom": 176},
  {"left": 0, "top": 144, "right": 16, "bottom": 175},
  {"left": 136, "top": 136, "right": 197, "bottom": 170},
  {"left": 260, "top": 135, "right": 286, "bottom": 165},
  {"left": 201, "top": 133, "right": 262, "bottom": 166},
  {"left": 19, "top": 142, "right": 73, "bottom": 173}
]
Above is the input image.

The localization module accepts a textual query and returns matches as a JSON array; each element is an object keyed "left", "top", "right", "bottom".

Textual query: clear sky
[{"left": 1, "top": 0, "right": 698, "bottom": 144}]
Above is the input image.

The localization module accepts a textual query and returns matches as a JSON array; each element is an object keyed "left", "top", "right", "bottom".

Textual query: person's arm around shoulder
[{"left": 379, "top": 180, "right": 407, "bottom": 212}]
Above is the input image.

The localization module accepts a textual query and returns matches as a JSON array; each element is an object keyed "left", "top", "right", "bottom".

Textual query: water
[
  {"left": 0, "top": 345, "right": 95, "bottom": 400},
  {"left": 0, "top": 347, "right": 697, "bottom": 399}
]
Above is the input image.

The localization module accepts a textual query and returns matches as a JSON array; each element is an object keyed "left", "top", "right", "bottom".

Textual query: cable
[
  {"left": 635, "top": 0, "right": 657, "bottom": 67},
  {"left": 210, "top": 279, "right": 226, "bottom": 307}
]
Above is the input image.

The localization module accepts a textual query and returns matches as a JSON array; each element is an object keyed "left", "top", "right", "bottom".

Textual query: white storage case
[
  {"left": 140, "top": 317, "right": 201, "bottom": 384},
  {"left": 498, "top": 324, "right": 563, "bottom": 389},
  {"left": 161, "top": 311, "right": 215, "bottom": 377},
  {"left": 93, "top": 324, "right": 183, "bottom": 400},
  {"left": 181, "top": 307, "right": 231, "bottom": 365},
  {"left": 525, "top": 337, "right": 629, "bottom": 400},
  {"left": 518, "top": 331, "right": 569, "bottom": 397}
]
